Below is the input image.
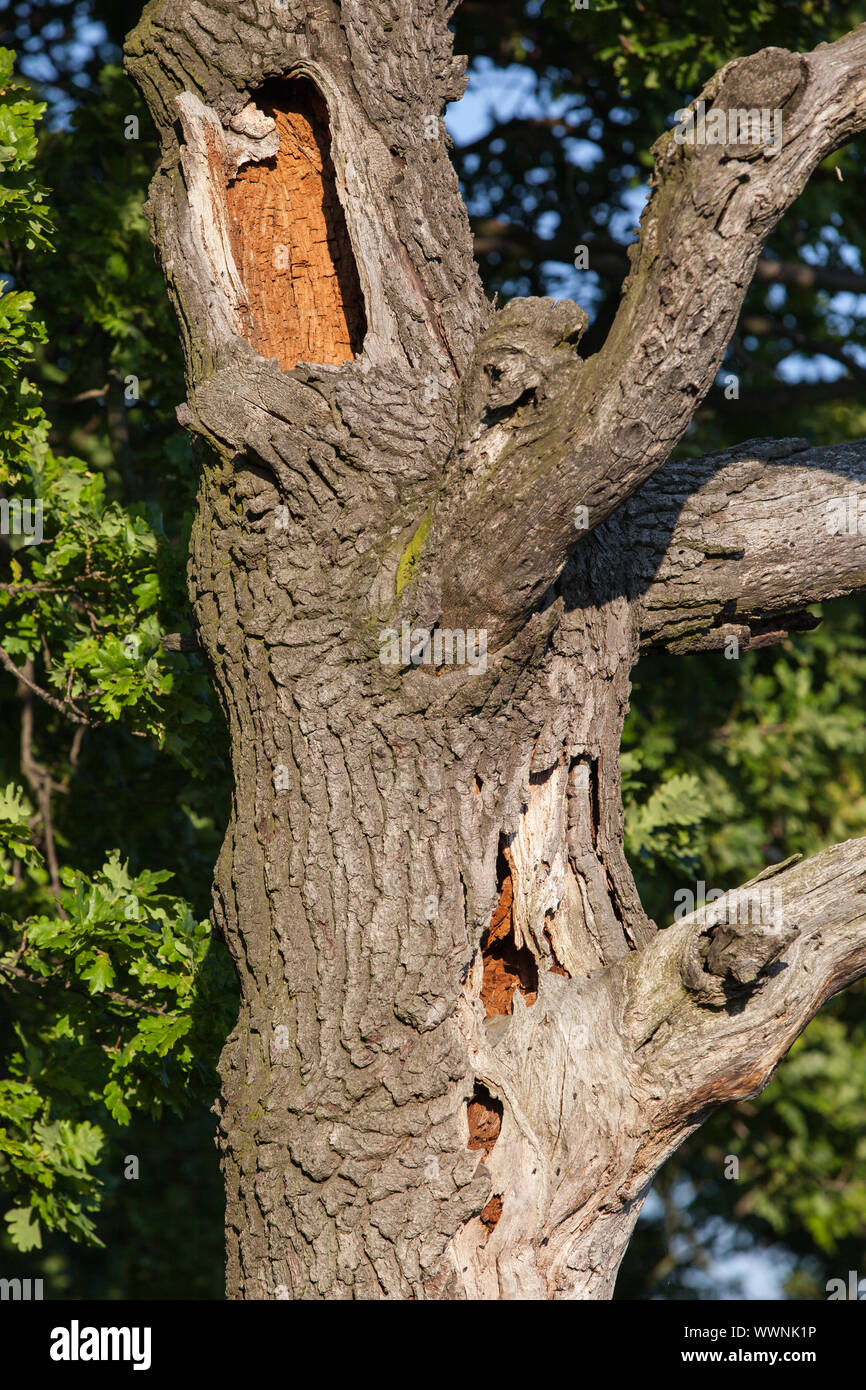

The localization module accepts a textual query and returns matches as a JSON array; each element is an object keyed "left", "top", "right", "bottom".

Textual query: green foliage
[
  {"left": 0, "top": 47, "right": 53, "bottom": 480},
  {"left": 27, "top": 61, "right": 188, "bottom": 489},
  {"left": 0, "top": 44, "right": 215, "bottom": 768},
  {"left": 0, "top": 447, "right": 214, "bottom": 759},
  {"left": 0, "top": 842, "right": 234, "bottom": 1251},
  {"left": 0, "top": 783, "right": 42, "bottom": 887},
  {"left": 738, "top": 1014, "right": 866, "bottom": 1251},
  {"left": 622, "top": 767, "right": 709, "bottom": 876},
  {"left": 0, "top": 48, "right": 52, "bottom": 253},
  {"left": 618, "top": 606, "right": 866, "bottom": 1294},
  {"left": 571, "top": 0, "right": 852, "bottom": 94},
  {"left": 0, "top": 43, "right": 235, "bottom": 1264},
  {"left": 622, "top": 601, "right": 866, "bottom": 926}
]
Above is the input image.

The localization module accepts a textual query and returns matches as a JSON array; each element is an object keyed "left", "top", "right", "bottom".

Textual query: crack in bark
[{"left": 479, "top": 846, "right": 539, "bottom": 1016}]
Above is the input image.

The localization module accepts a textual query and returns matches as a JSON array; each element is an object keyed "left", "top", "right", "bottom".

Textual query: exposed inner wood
[
  {"left": 544, "top": 924, "right": 570, "bottom": 976},
  {"left": 467, "top": 1083, "right": 503, "bottom": 1157},
  {"left": 225, "top": 77, "right": 366, "bottom": 371},
  {"left": 479, "top": 850, "right": 539, "bottom": 1016},
  {"left": 479, "top": 1193, "right": 503, "bottom": 1237}
]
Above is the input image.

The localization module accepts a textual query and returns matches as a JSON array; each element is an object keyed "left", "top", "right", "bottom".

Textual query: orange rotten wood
[
  {"left": 479, "top": 852, "right": 539, "bottom": 1017},
  {"left": 225, "top": 77, "right": 366, "bottom": 371}
]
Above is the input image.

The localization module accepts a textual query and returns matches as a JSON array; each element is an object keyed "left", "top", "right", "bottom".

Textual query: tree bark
[{"left": 126, "top": 2, "right": 866, "bottom": 1298}]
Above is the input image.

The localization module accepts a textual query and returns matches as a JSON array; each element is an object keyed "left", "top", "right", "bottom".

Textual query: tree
[
  {"left": 119, "top": 0, "right": 866, "bottom": 1299},
  {"left": 2, "top": 0, "right": 866, "bottom": 1309}
]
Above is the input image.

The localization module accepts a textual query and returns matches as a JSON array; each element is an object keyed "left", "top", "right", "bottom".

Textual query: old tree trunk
[{"left": 126, "top": 2, "right": 866, "bottom": 1299}]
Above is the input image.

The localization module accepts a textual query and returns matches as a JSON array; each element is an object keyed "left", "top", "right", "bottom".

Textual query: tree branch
[
  {"left": 0, "top": 645, "right": 94, "bottom": 725},
  {"left": 0, "top": 960, "right": 168, "bottom": 1016},
  {"left": 18, "top": 669, "right": 64, "bottom": 901},
  {"left": 412, "top": 26, "right": 866, "bottom": 649},
  {"left": 755, "top": 255, "right": 866, "bottom": 296},
  {"left": 623, "top": 435, "right": 866, "bottom": 652},
  {"left": 454, "top": 833, "right": 866, "bottom": 1298},
  {"left": 625, "top": 839, "right": 866, "bottom": 1143}
]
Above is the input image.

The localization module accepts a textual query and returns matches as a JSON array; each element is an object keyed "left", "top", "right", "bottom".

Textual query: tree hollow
[{"left": 225, "top": 77, "right": 366, "bottom": 370}]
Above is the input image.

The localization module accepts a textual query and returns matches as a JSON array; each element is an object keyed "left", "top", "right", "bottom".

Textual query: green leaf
[{"left": 5, "top": 1205, "right": 42, "bottom": 1251}]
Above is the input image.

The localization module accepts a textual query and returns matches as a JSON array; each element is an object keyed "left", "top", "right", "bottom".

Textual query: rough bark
[
  {"left": 125, "top": 1, "right": 866, "bottom": 1299},
  {"left": 406, "top": 26, "right": 866, "bottom": 648},
  {"left": 629, "top": 436, "right": 866, "bottom": 652}
]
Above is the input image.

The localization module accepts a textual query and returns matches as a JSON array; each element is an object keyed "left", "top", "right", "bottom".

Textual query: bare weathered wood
[
  {"left": 455, "top": 839, "right": 866, "bottom": 1297},
  {"left": 125, "top": 0, "right": 866, "bottom": 1300}
]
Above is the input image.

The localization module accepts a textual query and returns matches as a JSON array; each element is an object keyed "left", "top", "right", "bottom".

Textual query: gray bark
[
  {"left": 125, "top": 1, "right": 866, "bottom": 1299},
  {"left": 630, "top": 436, "right": 866, "bottom": 652}
]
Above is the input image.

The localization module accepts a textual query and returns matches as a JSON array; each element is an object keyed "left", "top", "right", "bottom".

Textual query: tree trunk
[{"left": 126, "top": 0, "right": 866, "bottom": 1298}]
